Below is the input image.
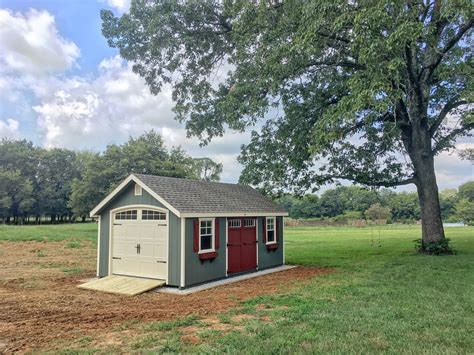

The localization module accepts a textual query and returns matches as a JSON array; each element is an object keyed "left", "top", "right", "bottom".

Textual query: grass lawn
[
  {"left": 1, "top": 223, "right": 473, "bottom": 353},
  {"left": 0, "top": 222, "right": 97, "bottom": 243},
  {"left": 185, "top": 225, "right": 474, "bottom": 353}
]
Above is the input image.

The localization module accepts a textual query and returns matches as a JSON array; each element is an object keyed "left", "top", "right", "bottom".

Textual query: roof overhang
[{"left": 89, "top": 174, "right": 181, "bottom": 217}]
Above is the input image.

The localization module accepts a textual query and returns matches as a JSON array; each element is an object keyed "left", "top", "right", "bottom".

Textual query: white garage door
[{"left": 111, "top": 208, "right": 167, "bottom": 280}]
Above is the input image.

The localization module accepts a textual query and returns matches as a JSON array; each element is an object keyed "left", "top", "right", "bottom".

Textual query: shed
[{"left": 90, "top": 173, "right": 288, "bottom": 288}]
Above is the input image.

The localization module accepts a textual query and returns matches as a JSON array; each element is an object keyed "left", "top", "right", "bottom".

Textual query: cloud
[
  {"left": 0, "top": 9, "right": 80, "bottom": 74},
  {"left": 30, "top": 56, "right": 174, "bottom": 149},
  {"left": 105, "top": 0, "right": 131, "bottom": 13},
  {"left": 0, "top": 118, "right": 20, "bottom": 138}
]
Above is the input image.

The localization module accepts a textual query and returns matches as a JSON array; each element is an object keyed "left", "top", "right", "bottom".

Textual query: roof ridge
[{"left": 133, "top": 173, "right": 254, "bottom": 189}]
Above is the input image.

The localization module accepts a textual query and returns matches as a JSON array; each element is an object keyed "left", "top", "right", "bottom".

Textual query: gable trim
[{"left": 89, "top": 174, "right": 181, "bottom": 217}]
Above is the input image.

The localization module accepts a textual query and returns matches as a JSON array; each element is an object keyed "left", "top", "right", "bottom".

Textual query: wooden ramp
[{"left": 78, "top": 275, "right": 165, "bottom": 296}]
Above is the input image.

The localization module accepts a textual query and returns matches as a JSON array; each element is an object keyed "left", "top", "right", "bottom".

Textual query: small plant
[
  {"left": 66, "top": 240, "right": 82, "bottom": 249},
  {"left": 36, "top": 250, "right": 46, "bottom": 257},
  {"left": 414, "top": 238, "right": 455, "bottom": 255}
]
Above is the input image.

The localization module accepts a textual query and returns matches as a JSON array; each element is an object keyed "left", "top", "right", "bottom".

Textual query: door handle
[
  {"left": 156, "top": 260, "right": 166, "bottom": 264},
  {"left": 112, "top": 257, "right": 122, "bottom": 260},
  {"left": 135, "top": 243, "right": 141, "bottom": 254}
]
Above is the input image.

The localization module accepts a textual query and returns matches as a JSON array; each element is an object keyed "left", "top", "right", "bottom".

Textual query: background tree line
[
  {"left": 276, "top": 183, "right": 474, "bottom": 225},
  {"left": 0, "top": 131, "right": 222, "bottom": 224}
]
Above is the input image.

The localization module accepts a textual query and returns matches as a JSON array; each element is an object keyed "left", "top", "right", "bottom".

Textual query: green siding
[
  {"left": 257, "top": 216, "right": 284, "bottom": 269},
  {"left": 184, "top": 217, "right": 227, "bottom": 287},
  {"left": 98, "top": 182, "right": 181, "bottom": 286}
]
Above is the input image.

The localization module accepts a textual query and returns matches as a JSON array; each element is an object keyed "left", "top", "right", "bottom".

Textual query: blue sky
[{"left": 0, "top": 0, "right": 472, "bottom": 189}]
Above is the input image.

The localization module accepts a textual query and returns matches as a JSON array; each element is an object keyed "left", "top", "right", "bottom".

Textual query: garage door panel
[{"left": 111, "top": 208, "right": 167, "bottom": 280}]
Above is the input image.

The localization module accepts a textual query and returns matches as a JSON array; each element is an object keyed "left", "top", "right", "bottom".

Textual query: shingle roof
[{"left": 134, "top": 173, "right": 287, "bottom": 215}]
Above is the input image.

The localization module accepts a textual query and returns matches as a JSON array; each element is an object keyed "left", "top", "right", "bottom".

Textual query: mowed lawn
[{"left": 1, "top": 223, "right": 473, "bottom": 353}]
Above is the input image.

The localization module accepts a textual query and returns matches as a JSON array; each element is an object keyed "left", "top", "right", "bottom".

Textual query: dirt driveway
[{"left": 0, "top": 240, "right": 329, "bottom": 352}]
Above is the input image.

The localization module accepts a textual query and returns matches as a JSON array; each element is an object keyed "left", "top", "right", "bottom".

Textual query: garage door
[{"left": 111, "top": 208, "right": 167, "bottom": 280}]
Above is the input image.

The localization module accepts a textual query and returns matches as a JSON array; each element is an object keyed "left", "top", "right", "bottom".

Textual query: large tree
[{"left": 102, "top": 0, "right": 473, "bottom": 251}]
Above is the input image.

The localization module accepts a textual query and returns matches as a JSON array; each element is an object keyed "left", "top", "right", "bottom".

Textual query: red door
[{"left": 228, "top": 218, "right": 257, "bottom": 273}]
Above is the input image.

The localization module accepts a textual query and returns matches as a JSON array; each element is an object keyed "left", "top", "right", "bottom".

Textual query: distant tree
[
  {"left": 69, "top": 131, "right": 220, "bottom": 218},
  {"left": 102, "top": 0, "right": 474, "bottom": 252},
  {"left": 439, "top": 189, "right": 459, "bottom": 220},
  {"left": 455, "top": 199, "right": 474, "bottom": 224},
  {"left": 35, "top": 148, "right": 80, "bottom": 222},
  {"left": 365, "top": 203, "right": 391, "bottom": 223},
  {"left": 0, "top": 169, "right": 34, "bottom": 223},
  {"left": 319, "top": 188, "right": 346, "bottom": 217},
  {"left": 387, "top": 192, "right": 421, "bottom": 221},
  {"left": 191, "top": 158, "right": 223, "bottom": 181},
  {"left": 458, "top": 181, "right": 474, "bottom": 201}
]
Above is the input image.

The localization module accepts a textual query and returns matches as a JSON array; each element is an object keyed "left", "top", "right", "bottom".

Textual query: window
[
  {"left": 228, "top": 219, "right": 241, "bottom": 228},
  {"left": 142, "top": 210, "right": 166, "bottom": 220},
  {"left": 134, "top": 184, "right": 142, "bottom": 196},
  {"left": 266, "top": 217, "right": 276, "bottom": 244},
  {"left": 199, "top": 219, "right": 214, "bottom": 252},
  {"left": 243, "top": 218, "right": 256, "bottom": 227},
  {"left": 115, "top": 210, "right": 138, "bottom": 220}
]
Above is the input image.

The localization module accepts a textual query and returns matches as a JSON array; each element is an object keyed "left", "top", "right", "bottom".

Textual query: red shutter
[
  {"left": 262, "top": 217, "right": 267, "bottom": 243},
  {"left": 215, "top": 218, "right": 220, "bottom": 249},
  {"left": 193, "top": 219, "right": 199, "bottom": 253},
  {"left": 275, "top": 217, "right": 278, "bottom": 243}
]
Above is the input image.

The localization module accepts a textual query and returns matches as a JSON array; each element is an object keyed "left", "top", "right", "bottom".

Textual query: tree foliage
[
  {"left": 101, "top": 0, "right": 473, "bottom": 248},
  {"left": 0, "top": 132, "right": 222, "bottom": 222}
]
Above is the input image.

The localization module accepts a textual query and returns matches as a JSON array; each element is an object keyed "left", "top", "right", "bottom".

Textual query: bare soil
[{"left": 0, "top": 240, "right": 331, "bottom": 353}]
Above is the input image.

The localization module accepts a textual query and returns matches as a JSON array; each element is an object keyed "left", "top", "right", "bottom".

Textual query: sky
[{"left": 0, "top": 0, "right": 472, "bottom": 191}]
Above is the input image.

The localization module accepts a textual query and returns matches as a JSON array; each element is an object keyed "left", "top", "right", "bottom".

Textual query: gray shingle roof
[{"left": 134, "top": 174, "right": 287, "bottom": 215}]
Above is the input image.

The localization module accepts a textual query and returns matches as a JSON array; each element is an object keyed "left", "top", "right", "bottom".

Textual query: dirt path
[{"left": 0, "top": 240, "right": 330, "bottom": 352}]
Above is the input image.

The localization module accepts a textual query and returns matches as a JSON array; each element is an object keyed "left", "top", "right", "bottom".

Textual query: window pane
[
  {"left": 267, "top": 230, "right": 275, "bottom": 242},
  {"left": 201, "top": 235, "right": 212, "bottom": 250}
]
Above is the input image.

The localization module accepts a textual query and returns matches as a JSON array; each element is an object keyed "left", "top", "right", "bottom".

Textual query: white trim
[
  {"left": 265, "top": 216, "right": 277, "bottom": 245},
  {"left": 198, "top": 217, "right": 215, "bottom": 254},
  {"left": 96, "top": 216, "right": 101, "bottom": 277},
  {"left": 134, "top": 184, "right": 142, "bottom": 196},
  {"left": 181, "top": 212, "right": 288, "bottom": 218},
  {"left": 108, "top": 204, "right": 169, "bottom": 284},
  {"left": 90, "top": 174, "right": 181, "bottom": 217},
  {"left": 180, "top": 217, "right": 185, "bottom": 288}
]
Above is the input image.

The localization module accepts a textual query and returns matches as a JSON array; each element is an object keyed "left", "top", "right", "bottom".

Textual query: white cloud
[
  {"left": 32, "top": 56, "right": 177, "bottom": 149},
  {"left": 0, "top": 118, "right": 20, "bottom": 138},
  {"left": 105, "top": 0, "right": 131, "bottom": 13},
  {"left": 0, "top": 8, "right": 80, "bottom": 74}
]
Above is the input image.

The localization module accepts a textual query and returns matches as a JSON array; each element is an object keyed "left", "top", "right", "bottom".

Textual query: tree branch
[
  {"left": 424, "top": 18, "right": 474, "bottom": 81},
  {"left": 330, "top": 175, "right": 416, "bottom": 187},
  {"left": 429, "top": 98, "right": 468, "bottom": 136},
  {"left": 432, "top": 122, "right": 474, "bottom": 154}
]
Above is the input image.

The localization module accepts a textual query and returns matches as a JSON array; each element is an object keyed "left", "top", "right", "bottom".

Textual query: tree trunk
[{"left": 414, "top": 154, "right": 445, "bottom": 247}]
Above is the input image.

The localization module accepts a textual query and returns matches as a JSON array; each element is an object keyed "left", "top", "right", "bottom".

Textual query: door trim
[
  {"left": 108, "top": 204, "right": 169, "bottom": 284},
  {"left": 226, "top": 217, "right": 258, "bottom": 274}
]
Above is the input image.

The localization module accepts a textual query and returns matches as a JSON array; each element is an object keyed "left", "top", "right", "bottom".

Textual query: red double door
[{"left": 227, "top": 218, "right": 257, "bottom": 273}]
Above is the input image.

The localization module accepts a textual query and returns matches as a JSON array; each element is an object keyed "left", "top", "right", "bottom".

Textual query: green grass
[
  {"left": 2, "top": 223, "right": 473, "bottom": 353},
  {"left": 0, "top": 223, "right": 97, "bottom": 243},
  {"left": 180, "top": 225, "right": 473, "bottom": 353}
]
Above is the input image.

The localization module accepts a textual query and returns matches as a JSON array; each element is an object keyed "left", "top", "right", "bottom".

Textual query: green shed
[{"left": 90, "top": 174, "right": 288, "bottom": 288}]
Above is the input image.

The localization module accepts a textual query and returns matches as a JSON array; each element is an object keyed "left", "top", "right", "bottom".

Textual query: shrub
[{"left": 414, "top": 238, "right": 455, "bottom": 255}]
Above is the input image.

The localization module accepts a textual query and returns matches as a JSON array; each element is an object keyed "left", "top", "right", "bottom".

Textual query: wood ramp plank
[{"left": 78, "top": 275, "right": 165, "bottom": 296}]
